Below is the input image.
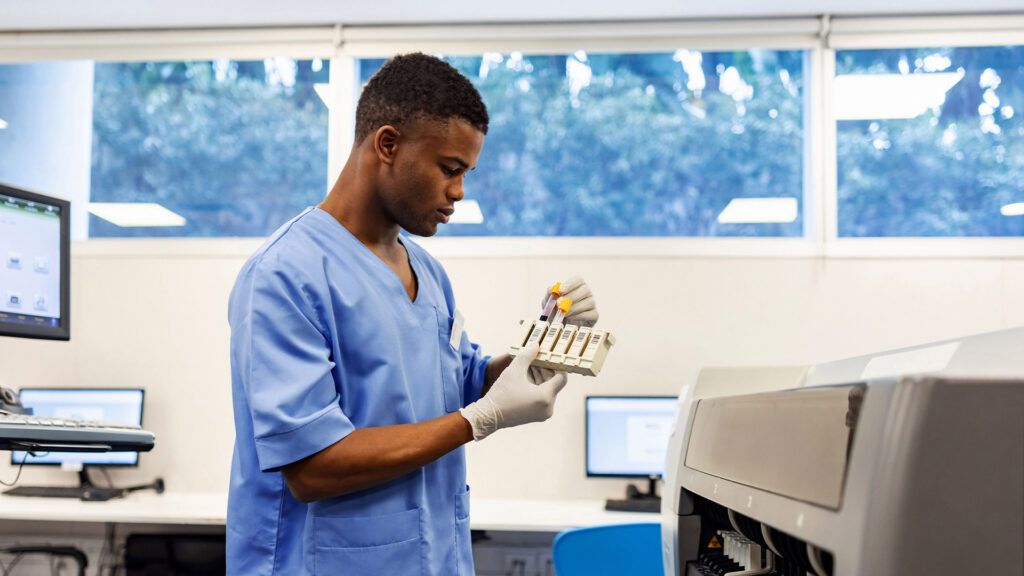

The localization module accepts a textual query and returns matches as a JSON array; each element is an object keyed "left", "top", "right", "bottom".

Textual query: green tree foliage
[
  {"left": 365, "top": 50, "right": 806, "bottom": 237},
  {"left": 90, "top": 47, "right": 1024, "bottom": 239},
  {"left": 90, "top": 59, "right": 329, "bottom": 237},
  {"left": 837, "top": 47, "right": 1024, "bottom": 237}
]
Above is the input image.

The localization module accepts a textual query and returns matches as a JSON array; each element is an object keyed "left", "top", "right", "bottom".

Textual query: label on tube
[
  {"left": 542, "top": 324, "right": 563, "bottom": 352},
  {"left": 580, "top": 330, "right": 607, "bottom": 361},
  {"left": 526, "top": 321, "right": 549, "bottom": 346},
  {"left": 554, "top": 325, "right": 578, "bottom": 354},
  {"left": 566, "top": 327, "right": 592, "bottom": 358}
]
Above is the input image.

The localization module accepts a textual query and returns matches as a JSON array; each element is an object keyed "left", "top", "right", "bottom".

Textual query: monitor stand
[
  {"left": 604, "top": 476, "right": 662, "bottom": 513},
  {"left": 3, "top": 466, "right": 126, "bottom": 501}
]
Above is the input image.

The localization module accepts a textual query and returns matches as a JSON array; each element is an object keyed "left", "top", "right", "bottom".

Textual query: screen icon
[
  {"left": 33, "top": 257, "right": 49, "bottom": 274},
  {"left": 7, "top": 292, "right": 22, "bottom": 308},
  {"left": 6, "top": 253, "right": 21, "bottom": 270}
]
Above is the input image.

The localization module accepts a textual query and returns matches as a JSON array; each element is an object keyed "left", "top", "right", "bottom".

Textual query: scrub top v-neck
[{"left": 226, "top": 207, "right": 490, "bottom": 575}]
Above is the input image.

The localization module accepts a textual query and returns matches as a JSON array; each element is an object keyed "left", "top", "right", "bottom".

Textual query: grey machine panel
[{"left": 664, "top": 327, "right": 1024, "bottom": 576}]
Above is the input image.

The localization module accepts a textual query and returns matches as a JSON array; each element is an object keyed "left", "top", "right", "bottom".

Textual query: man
[{"left": 226, "top": 53, "right": 598, "bottom": 575}]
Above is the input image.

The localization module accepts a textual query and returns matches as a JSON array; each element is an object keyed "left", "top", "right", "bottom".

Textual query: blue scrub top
[{"left": 226, "top": 207, "right": 490, "bottom": 575}]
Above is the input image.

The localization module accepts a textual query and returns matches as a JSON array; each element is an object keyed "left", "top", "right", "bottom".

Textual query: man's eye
[{"left": 441, "top": 166, "right": 458, "bottom": 177}]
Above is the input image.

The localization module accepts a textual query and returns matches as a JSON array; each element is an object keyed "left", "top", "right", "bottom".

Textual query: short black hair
[{"left": 355, "top": 53, "right": 489, "bottom": 143}]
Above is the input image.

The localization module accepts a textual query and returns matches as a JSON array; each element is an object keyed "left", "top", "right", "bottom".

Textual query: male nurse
[{"left": 226, "top": 53, "right": 599, "bottom": 575}]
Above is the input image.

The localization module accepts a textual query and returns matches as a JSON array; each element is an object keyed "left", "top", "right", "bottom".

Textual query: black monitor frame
[
  {"left": 11, "top": 387, "right": 146, "bottom": 468},
  {"left": 0, "top": 183, "right": 71, "bottom": 341},
  {"left": 585, "top": 395, "right": 677, "bottom": 479}
]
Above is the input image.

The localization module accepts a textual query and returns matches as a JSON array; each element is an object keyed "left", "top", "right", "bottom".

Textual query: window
[
  {"left": 835, "top": 46, "right": 1024, "bottom": 237},
  {"left": 0, "top": 58, "right": 330, "bottom": 238},
  {"left": 359, "top": 49, "right": 807, "bottom": 237}
]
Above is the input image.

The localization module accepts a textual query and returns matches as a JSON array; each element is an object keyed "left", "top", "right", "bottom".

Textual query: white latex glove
[
  {"left": 460, "top": 344, "right": 569, "bottom": 441},
  {"left": 541, "top": 276, "right": 599, "bottom": 326}
]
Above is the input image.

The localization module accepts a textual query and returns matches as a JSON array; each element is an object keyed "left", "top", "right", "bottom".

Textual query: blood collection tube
[
  {"left": 549, "top": 297, "right": 573, "bottom": 325},
  {"left": 539, "top": 282, "right": 561, "bottom": 321}
]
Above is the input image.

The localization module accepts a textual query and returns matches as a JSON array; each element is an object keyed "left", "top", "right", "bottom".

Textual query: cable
[
  {"left": 97, "top": 523, "right": 115, "bottom": 576},
  {"left": 2, "top": 552, "right": 25, "bottom": 576},
  {"left": 0, "top": 452, "right": 37, "bottom": 487}
]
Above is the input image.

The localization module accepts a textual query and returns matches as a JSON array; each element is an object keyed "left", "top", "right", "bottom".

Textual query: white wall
[{"left": 1, "top": 249, "right": 1021, "bottom": 500}]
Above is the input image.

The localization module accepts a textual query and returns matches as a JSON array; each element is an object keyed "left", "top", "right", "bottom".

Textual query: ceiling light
[
  {"left": 449, "top": 200, "right": 484, "bottom": 224},
  {"left": 88, "top": 203, "right": 187, "bottom": 227},
  {"left": 717, "top": 197, "right": 798, "bottom": 224},
  {"left": 1000, "top": 202, "right": 1024, "bottom": 217},
  {"left": 834, "top": 71, "right": 964, "bottom": 120}
]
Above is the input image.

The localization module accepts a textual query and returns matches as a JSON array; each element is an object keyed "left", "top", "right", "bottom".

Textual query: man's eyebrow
[{"left": 442, "top": 155, "right": 471, "bottom": 170}]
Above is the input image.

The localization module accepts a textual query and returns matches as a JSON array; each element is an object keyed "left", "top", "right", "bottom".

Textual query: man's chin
[{"left": 403, "top": 222, "right": 438, "bottom": 237}]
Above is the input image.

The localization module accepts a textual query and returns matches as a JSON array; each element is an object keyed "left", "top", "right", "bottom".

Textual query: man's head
[{"left": 356, "top": 53, "right": 489, "bottom": 237}]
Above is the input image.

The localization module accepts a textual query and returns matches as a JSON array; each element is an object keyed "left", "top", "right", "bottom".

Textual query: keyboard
[
  {"left": 604, "top": 498, "right": 662, "bottom": 513},
  {"left": 0, "top": 412, "right": 155, "bottom": 453},
  {"left": 4, "top": 485, "right": 93, "bottom": 498}
]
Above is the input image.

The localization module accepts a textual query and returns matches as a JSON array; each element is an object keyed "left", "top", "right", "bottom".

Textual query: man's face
[{"left": 377, "top": 117, "right": 484, "bottom": 237}]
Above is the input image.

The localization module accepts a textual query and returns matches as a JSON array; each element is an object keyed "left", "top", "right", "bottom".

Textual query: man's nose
[{"left": 448, "top": 180, "right": 465, "bottom": 202}]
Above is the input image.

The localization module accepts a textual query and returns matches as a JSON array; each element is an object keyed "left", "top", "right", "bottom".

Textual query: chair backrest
[{"left": 552, "top": 522, "right": 663, "bottom": 576}]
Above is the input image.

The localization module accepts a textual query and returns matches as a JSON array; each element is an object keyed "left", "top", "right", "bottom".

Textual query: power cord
[
  {"left": 0, "top": 451, "right": 46, "bottom": 487},
  {"left": 0, "top": 546, "right": 86, "bottom": 576},
  {"left": 1, "top": 552, "right": 24, "bottom": 576}
]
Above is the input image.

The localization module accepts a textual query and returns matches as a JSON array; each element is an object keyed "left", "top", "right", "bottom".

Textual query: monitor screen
[
  {"left": 0, "top": 183, "right": 70, "bottom": 341},
  {"left": 12, "top": 388, "right": 145, "bottom": 466},
  {"left": 586, "top": 396, "right": 678, "bottom": 478}
]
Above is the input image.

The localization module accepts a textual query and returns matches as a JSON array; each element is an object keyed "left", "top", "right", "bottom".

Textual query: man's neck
[{"left": 319, "top": 155, "right": 401, "bottom": 252}]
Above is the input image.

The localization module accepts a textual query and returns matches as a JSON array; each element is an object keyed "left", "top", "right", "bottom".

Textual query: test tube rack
[{"left": 509, "top": 319, "right": 616, "bottom": 377}]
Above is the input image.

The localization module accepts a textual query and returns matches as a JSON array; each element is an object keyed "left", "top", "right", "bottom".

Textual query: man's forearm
[{"left": 282, "top": 412, "right": 473, "bottom": 503}]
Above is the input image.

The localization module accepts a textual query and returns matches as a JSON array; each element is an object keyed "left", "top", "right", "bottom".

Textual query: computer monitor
[
  {"left": 11, "top": 388, "right": 145, "bottom": 467},
  {"left": 587, "top": 395, "right": 678, "bottom": 512},
  {"left": 0, "top": 183, "right": 71, "bottom": 341},
  {"left": 586, "top": 396, "right": 678, "bottom": 478}
]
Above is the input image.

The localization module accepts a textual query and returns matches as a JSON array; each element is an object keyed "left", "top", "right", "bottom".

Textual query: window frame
[{"left": 3, "top": 16, "right": 1024, "bottom": 258}]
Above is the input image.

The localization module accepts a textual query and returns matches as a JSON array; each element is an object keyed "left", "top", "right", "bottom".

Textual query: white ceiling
[{"left": 3, "top": 0, "right": 1023, "bottom": 31}]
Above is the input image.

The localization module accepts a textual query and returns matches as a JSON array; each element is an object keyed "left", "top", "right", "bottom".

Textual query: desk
[{"left": 0, "top": 492, "right": 656, "bottom": 531}]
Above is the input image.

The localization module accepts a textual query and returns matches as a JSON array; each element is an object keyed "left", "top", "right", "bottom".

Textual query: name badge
[{"left": 450, "top": 309, "right": 464, "bottom": 349}]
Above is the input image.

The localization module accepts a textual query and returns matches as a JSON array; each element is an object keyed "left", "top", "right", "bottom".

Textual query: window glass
[
  {"left": 0, "top": 58, "right": 330, "bottom": 238},
  {"left": 836, "top": 46, "right": 1024, "bottom": 237},
  {"left": 360, "top": 50, "right": 807, "bottom": 237}
]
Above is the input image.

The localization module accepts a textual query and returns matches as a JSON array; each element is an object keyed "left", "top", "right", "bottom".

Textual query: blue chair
[{"left": 552, "top": 522, "right": 664, "bottom": 576}]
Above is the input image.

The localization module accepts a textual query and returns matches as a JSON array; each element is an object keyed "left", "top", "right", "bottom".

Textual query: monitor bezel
[
  {"left": 585, "top": 394, "right": 678, "bottom": 479},
  {"left": 10, "top": 387, "right": 146, "bottom": 467},
  {"left": 0, "top": 182, "right": 71, "bottom": 341}
]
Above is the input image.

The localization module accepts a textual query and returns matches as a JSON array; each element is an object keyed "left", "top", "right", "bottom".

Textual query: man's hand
[
  {"left": 460, "top": 344, "right": 568, "bottom": 441},
  {"left": 543, "top": 276, "right": 599, "bottom": 326}
]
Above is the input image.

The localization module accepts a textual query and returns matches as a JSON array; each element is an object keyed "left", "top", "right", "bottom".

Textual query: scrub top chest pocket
[{"left": 435, "top": 307, "right": 464, "bottom": 412}]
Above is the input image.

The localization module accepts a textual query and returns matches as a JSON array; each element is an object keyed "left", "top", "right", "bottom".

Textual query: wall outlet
[
  {"left": 503, "top": 552, "right": 537, "bottom": 575},
  {"left": 537, "top": 552, "right": 554, "bottom": 576}
]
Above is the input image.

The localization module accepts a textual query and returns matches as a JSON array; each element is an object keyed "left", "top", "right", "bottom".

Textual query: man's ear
[{"left": 374, "top": 125, "right": 401, "bottom": 166}]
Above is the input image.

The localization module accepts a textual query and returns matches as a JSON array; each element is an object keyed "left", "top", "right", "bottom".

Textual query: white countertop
[{"left": 0, "top": 492, "right": 657, "bottom": 531}]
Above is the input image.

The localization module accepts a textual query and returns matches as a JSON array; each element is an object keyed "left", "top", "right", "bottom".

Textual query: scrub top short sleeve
[
  {"left": 457, "top": 330, "right": 489, "bottom": 407},
  {"left": 228, "top": 209, "right": 486, "bottom": 576},
  {"left": 244, "top": 259, "right": 355, "bottom": 471}
]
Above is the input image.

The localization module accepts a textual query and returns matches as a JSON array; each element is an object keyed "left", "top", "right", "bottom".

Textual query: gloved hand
[
  {"left": 541, "top": 276, "right": 599, "bottom": 326},
  {"left": 460, "top": 344, "right": 568, "bottom": 441}
]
